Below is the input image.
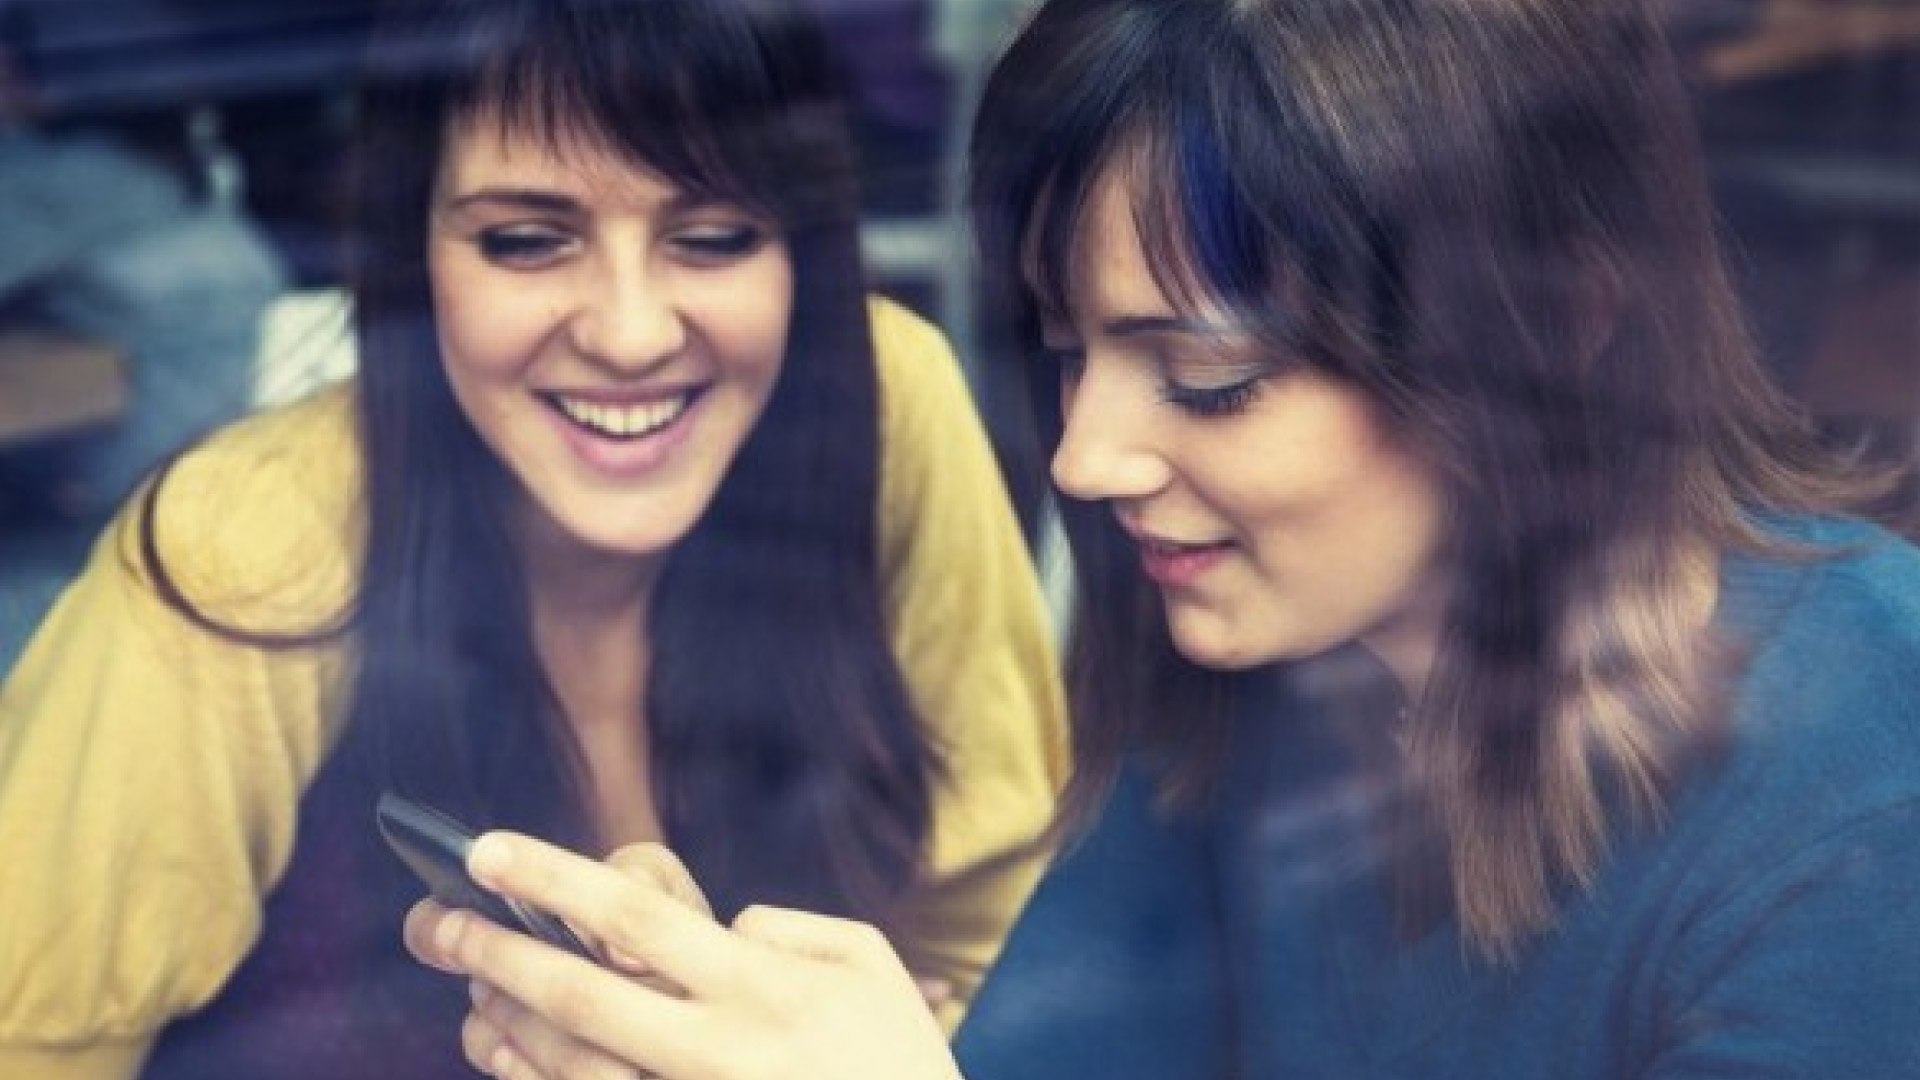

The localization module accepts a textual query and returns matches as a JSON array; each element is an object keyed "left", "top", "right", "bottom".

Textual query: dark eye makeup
[
  {"left": 1161, "top": 378, "right": 1263, "bottom": 417},
  {"left": 673, "top": 224, "right": 767, "bottom": 260},
  {"left": 476, "top": 228, "right": 569, "bottom": 264},
  {"left": 1037, "top": 312, "right": 1274, "bottom": 420}
]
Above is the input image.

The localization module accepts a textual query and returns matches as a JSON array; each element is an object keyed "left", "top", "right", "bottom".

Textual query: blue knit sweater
[{"left": 956, "top": 518, "right": 1920, "bottom": 1079}]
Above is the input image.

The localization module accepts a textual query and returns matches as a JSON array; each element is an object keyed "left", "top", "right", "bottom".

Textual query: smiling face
[
  {"left": 1045, "top": 167, "right": 1451, "bottom": 685},
  {"left": 428, "top": 108, "right": 794, "bottom": 566}
]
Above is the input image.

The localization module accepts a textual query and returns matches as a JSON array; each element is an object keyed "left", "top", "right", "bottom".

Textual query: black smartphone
[{"left": 376, "top": 792, "right": 597, "bottom": 960}]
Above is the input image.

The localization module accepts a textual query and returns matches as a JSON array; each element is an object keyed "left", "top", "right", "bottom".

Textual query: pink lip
[
  {"left": 1138, "top": 539, "right": 1231, "bottom": 587},
  {"left": 544, "top": 391, "right": 703, "bottom": 480},
  {"left": 1121, "top": 521, "right": 1234, "bottom": 587}
]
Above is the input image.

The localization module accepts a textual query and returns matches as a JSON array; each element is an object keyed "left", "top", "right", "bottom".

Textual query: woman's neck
[
  {"left": 1357, "top": 569, "right": 1451, "bottom": 705},
  {"left": 515, "top": 500, "right": 661, "bottom": 633},
  {"left": 514, "top": 504, "right": 667, "bottom": 848},
  {"left": 1355, "top": 532, "right": 1725, "bottom": 719}
]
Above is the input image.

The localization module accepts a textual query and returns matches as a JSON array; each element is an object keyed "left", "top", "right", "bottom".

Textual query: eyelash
[
  {"left": 674, "top": 225, "right": 765, "bottom": 260},
  {"left": 474, "top": 223, "right": 767, "bottom": 267},
  {"left": 1161, "top": 378, "right": 1262, "bottom": 417},
  {"left": 477, "top": 229, "right": 568, "bottom": 264},
  {"left": 1046, "top": 346, "right": 1264, "bottom": 419}
]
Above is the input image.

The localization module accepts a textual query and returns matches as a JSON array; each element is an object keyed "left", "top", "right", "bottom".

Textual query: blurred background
[{"left": 1, "top": 0, "right": 1917, "bottom": 675}]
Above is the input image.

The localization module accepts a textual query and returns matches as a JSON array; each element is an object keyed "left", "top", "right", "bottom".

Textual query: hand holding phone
[{"left": 376, "top": 792, "right": 598, "bottom": 960}]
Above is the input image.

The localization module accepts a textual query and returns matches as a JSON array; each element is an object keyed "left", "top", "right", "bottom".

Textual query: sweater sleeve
[
  {"left": 0, "top": 391, "right": 357, "bottom": 1079},
  {"left": 1649, "top": 799, "right": 1920, "bottom": 1078},
  {"left": 866, "top": 298, "right": 1069, "bottom": 1032}
]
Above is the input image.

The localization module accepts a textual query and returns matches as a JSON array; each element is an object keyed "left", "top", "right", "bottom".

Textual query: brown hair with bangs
[
  {"left": 970, "top": 0, "right": 1887, "bottom": 960},
  {"left": 142, "top": 0, "right": 936, "bottom": 931}
]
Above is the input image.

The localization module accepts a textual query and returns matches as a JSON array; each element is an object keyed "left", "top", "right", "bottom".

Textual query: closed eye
[
  {"left": 1161, "top": 377, "right": 1262, "bottom": 417},
  {"left": 476, "top": 226, "right": 574, "bottom": 267},
  {"left": 673, "top": 223, "right": 769, "bottom": 262}
]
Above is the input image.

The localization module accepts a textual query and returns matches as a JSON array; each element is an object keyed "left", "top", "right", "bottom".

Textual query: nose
[
  {"left": 1049, "top": 361, "right": 1171, "bottom": 502},
  {"left": 565, "top": 253, "right": 687, "bottom": 372}
]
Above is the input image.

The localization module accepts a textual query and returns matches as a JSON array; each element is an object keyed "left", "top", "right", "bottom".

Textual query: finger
[
  {"left": 461, "top": 998, "right": 519, "bottom": 1079},
  {"left": 916, "top": 977, "right": 954, "bottom": 1011},
  {"left": 433, "top": 906, "right": 708, "bottom": 1078},
  {"left": 468, "top": 832, "right": 739, "bottom": 994},
  {"left": 730, "top": 904, "right": 899, "bottom": 970},
  {"left": 605, "top": 844, "right": 713, "bottom": 920},
  {"left": 474, "top": 980, "right": 648, "bottom": 1080},
  {"left": 408, "top": 899, "right": 488, "bottom": 974},
  {"left": 597, "top": 845, "right": 714, "bottom": 980}
]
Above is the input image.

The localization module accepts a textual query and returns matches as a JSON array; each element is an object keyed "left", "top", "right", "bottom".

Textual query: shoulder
[
  {"left": 865, "top": 296, "right": 973, "bottom": 427},
  {"left": 1628, "top": 534, "right": 1920, "bottom": 1066},
  {"left": 867, "top": 294, "right": 957, "bottom": 369},
  {"left": 859, "top": 296, "right": 1068, "bottom": 882},
  {"left": 860, "top": 295, "right": 1002, "bottom": 551},
  {"left": 1728, "top": 517, "right": 1920, "bottom": 736},
  {"left": 1786, "top": 516, "right": 1920, "bottom": 633},
  {"left": 955, "top": 766, "right": 1224, "bottom": 1080},
  {"left": 120, "top": 381, "right": 363, "bottom": 632},
  {"left": 1685, "top": 516, "right": 1920, "bottom": 853}
]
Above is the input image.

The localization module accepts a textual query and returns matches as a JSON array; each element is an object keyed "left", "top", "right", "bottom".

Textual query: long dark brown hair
[
  {"left": 970, "top": 0, "right": 1886, "bottom": 960},
  {"left": 142, "top": 0, "right": 935, "bottom": 928}
]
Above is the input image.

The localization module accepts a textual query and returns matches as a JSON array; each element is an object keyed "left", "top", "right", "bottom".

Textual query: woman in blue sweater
[{"left": 401, "top": 0, "right": 1920, "bottom": 1076}]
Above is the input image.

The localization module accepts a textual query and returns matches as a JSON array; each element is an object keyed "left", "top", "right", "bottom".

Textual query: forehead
[
  {"left": 1068, "top": 169, "right": 1162, "bottom": 308},
  {"left": 435, "top": 106, "right": 671, "bottom": 201},
  {"left": 1035, "top": 163, "right": 1232, "bottom": 330},
  {"left": 1027, "top": 148, "right": 1232, "bottom": 318}
]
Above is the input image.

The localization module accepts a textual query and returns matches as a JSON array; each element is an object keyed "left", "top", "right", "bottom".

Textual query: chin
[
  {"left": 1167, "top": 626, "right": 1269, "bottom": 673},
  {"left": 585, "top": 535, "right": 680, "bottom": 560},
  {"left": 582, "top": 519, "right": 694, "bottom": 559},
  {"left": 545, "top": 504, "right": 697, "bottom": 562},
  {"left": 1160, "top": 599, "right": 1272, "bottom": 672}
]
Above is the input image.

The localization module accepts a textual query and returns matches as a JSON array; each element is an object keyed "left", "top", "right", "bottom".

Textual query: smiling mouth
[
  {"left": 544, "top": 391, "right": 699, "bottom": 440},
  {"left": 1139, "top": 536, "right": 1233, "bottom": 557}
]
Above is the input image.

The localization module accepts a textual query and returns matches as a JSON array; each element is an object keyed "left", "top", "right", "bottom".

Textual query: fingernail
[
  {"left": 434, "top": 909, "right": 467, "bottom": 956},
  {"left": 490, "top": 1042, "right": 520, "bottom": 1078},
  {"left": 469, "top": 834, "right": 510, "bottom": 885}
]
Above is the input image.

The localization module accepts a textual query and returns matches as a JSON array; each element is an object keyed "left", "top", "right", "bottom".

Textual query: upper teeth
[
  {"left": 1147, "top": 538, "right": 1217, "bottom": 555},
  {"left": 555, "top": 394, "right": 691, "bottom": 438}
]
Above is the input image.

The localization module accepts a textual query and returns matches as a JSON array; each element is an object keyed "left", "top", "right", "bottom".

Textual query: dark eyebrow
[
  {"left": 443, "top": 188, "right": 585, "bottom": 214},
  {"left": 441, "top": 186, "right": 721, "bottom": 216}
]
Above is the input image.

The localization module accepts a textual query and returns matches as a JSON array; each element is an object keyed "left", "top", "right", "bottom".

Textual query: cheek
[
  {"left": 432, "top": 270, "right": 551, "bottom": 384},
  {"left": 757, "top": 259, "right": 796, "bottom": 360},
  {"left": 705, "top": 258, "right": 794, "bottom": 388},
  {"left": 1252, "top": 387, "right": 1417, "bottom": 511},
  {"left": 1272, "top": 453, "right": 1447, "bottom": 638},
  {"left": 1224, "top": 400, "right": 1446, "bottom": 588},
  {"left": 428, "top": 253, "right": 491, "bottom": 377}
]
